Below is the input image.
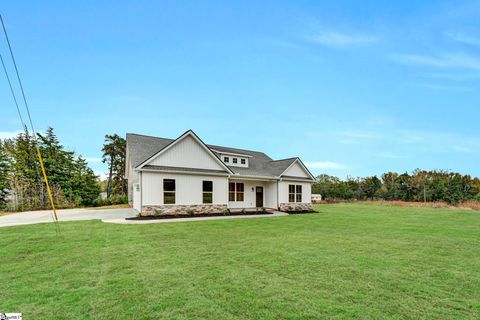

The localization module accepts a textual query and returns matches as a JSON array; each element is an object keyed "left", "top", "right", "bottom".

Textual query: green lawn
[{"left": 1, "top": 204, "right": 479, "bottom": 319}]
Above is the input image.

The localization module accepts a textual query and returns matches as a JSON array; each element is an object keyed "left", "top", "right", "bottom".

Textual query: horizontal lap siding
[{"left": 142, "top": 172, "right": 228, "bottom": 205}]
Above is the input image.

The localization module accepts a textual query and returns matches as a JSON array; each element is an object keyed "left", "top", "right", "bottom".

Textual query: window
[
  {"left": 288, "top": 184, "right": 302, "bottom": 203},
  {"left": 236, "top": 183, "right": 244, "bottom": 201},
  {"left": 288, "top": 184, "right": 295, "bottom": 203},
  {"left": 228, "top": 182, "right": 244, "bottom": 201},
  {"left": 296, "top": 185, "right": 302, "bottom": 202},
  {"left": 224, "top": 156, "right": 229, "bottom": 163},
  {"left": 163, "top": 179, "right": 175, "bottom": 204},
  {"left": 229, "top": 182, "right": 235, "bottom": 201},
  {"left": 233, "top": 158, "right": 238, "bottom": 164},
  {"left": 241, "top": 158, "right": 246, "bottom": 165},
  {"left": 203, "top": 181, "right": 213, "bottom": 204}
]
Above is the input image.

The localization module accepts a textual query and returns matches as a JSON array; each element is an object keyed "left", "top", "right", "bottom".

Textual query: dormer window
[{"left": 213, "top": 150, "right": 250, "bottom": 167}]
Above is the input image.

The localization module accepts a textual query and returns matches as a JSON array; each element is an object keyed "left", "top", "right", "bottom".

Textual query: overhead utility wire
[
  {"left": 0, "top": 52, "right": 25, "bottom": 127},
  {"left": 0, "top": 15, "right": 59, "bottom": 225},
  {"left": 0, "top": 15, "right": 36, "bottom": 136}
]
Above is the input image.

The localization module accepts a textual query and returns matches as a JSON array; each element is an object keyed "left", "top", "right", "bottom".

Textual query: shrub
[
  {"left": 221, "top": 208, "right": 231, "bottom": 215},
  {"left": 92, "top": 195, "right": 128, "bottom": 207}
]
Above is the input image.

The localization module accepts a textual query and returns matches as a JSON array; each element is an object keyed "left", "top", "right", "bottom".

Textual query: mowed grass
[{"left": 1, "top": 204, "right": 479, "bottom": 319}]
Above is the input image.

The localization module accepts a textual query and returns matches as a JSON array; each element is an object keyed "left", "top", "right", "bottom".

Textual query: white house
[{"left": 126, "top": 130, "right": 315, "bottom": 216}]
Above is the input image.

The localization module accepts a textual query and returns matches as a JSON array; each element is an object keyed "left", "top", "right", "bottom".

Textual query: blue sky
[{"left": 0, "top": 0, "right": 479, "bottom": 179}]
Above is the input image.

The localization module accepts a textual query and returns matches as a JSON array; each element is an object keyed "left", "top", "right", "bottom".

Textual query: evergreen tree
[
  {"left": 0, "top": 141, "right": 10, "bottom": 209},
  {"left": 102, "top": 134, "right": 127, "bottom": 197},
  {"left": 1, "top": 128, "right": 101, "bottom": 211}
]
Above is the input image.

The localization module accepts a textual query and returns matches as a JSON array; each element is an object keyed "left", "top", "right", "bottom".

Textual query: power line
[
  {"left": 0, "top": 15, "right": 59, "bottom": 231},
  {"left": 0, "top": 14, "right": 36, "bottom": 137},
  {"left": 0, "top": 51, "right": 25, "bottom": 128}
]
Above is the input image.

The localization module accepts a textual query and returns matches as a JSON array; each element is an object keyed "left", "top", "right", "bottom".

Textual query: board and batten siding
[
  {"left": 264, "top": 182, "right": 277, "bottom": 208},
  {"left": 228, "top": 180, "right": 266, "bottom": 209},
  {"left": 142, "top": 172, "right": 228, "bottom": 206},
  {"left": 282, "top": 161, "right": 311, "bottom": 178},
  {"left": 278, "top": 181, "right": 312, "bottom": 204},
  {"left": 148, "top": 135, "right": 225, "bottom": 170}
]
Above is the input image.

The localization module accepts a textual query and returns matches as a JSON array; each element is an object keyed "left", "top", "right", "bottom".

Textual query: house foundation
[{"left": 141, "top": 204, "right": 228, "bottom": 216}]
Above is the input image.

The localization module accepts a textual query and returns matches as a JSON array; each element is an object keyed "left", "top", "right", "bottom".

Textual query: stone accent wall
[
  {"left": 141, "top": 204, "right": 228, "bottom": 216},
  {"left": 279, "top": 202, "right": 313, "bottom": 212}
]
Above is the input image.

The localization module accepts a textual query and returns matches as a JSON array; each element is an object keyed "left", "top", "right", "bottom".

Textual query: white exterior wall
[
  {"left": 142, "top": 172, "right": 228, "bottom": 206},
  {"left": 265, "top": 182, "right": 278, "bottom": 209},
  {"left": 228, "top": 180, "right": 268, "bottom": 209},
  {"left": 278, "top": 180, "right": 312, "bottom": 204},
  {"left": 148, "top": 135, "right": 225, "bottom": 170}
]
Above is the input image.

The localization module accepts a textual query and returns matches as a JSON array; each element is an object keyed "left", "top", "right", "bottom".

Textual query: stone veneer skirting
[
  {"left": 141, "top": 204, "right": 228, "bottom": 216},
  {"left": 279, "top": 203, "right": 313, "bottom": 212}
]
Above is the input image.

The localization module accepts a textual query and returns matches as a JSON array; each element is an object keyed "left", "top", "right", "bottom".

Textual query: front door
[{"left": 256, "top": 186, "right": 263, "bottom": 207}]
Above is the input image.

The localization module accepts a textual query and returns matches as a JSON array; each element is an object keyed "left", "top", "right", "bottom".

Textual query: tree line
[
  {"left": 313, "top": 170, "right": 480, "bottom": 204},
  {"left": 0, "top": 128, "right": 128, "bottom": 211},
  {"left": 0, "top": 128, "right": 101, "bottom": 210}
]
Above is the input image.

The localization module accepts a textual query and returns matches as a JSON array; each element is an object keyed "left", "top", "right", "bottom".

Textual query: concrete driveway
[{"left": 0, "top": 207, "right": 137, "bottom": 228}]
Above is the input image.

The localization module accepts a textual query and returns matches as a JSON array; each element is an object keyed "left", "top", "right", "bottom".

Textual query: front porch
[{"left": 227, "top": 178, "right": 278, "bottom": 210}]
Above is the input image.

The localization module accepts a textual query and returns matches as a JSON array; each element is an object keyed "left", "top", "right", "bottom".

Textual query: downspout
[
  {"left": 139, "top": 171, "right": 143, "bottom": 214},
  {"left": 277, "top": 177, "right": 281, "bottom": 210},
  {"left": 227, "top": 174, "right": 231, "bottom": 209}
]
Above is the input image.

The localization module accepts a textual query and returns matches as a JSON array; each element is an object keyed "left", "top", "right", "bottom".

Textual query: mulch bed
[
  {"left": 286, "top": 211, "right": 317, "bottom": 214},
  {"left": 127, "top": 211, "right": 274, "bottom": 220}
]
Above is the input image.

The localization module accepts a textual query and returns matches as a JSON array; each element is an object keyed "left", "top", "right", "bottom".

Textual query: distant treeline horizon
[{"left": 313, "top": 170, "right": 480, "bottom": 204}]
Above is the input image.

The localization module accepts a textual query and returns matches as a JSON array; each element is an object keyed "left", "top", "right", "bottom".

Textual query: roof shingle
[{"left": 126, "top": 133, "right": 307, "bottom": 179}]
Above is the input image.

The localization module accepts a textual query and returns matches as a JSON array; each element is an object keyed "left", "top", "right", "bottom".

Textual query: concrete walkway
[
  {"left": 103, "top": 211, "right": 288, "bottom": 224},
  {"left": 0, "top": 207, "right": 288, "bottom": 227},
  {"left": 0, "top": 207, "right": 137, "bottom": 228}
]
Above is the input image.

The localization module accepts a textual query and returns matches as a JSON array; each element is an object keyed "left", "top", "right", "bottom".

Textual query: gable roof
[
  {"left": 278, "top": 158, "right": 316, "bottom": 180},
  {"left": 135, "top": 130, "right": 234, "bottom": 174},
  {"left": 126, "top": 131, "right": 314, "bottom": 180}
]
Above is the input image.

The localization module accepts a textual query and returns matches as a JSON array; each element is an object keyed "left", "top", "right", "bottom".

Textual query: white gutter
[
  {"left": 229, "top": 174, "right": 279, "bottom": 181},
  {"left": 137, "top": 168, "right": 230, "bottom": 177}
]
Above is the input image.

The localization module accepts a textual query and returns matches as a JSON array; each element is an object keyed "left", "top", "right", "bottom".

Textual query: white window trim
[
  {"left": 163, "top": 179, "right": 176, "bottom": 204},
  {"left": 288, "top": 184, "right": 302, "bottom": 203},
  {"left": 229, "top": 182, "right": 244, "bottom": 202},
  {"left": 203, "top": 181, "right": 213, "bottom": 204}
]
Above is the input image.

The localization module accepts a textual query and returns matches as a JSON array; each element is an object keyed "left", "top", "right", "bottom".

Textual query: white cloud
[
  {"left": 451, "top": 145, "right": 474, "bottom": 153},
  {"left": 425, "top": 72, "right": 480, "bottom": 81},
  {"left": 305, "top": 161, "right": 347, "bottom": 170},
  {"left": 392, "top": 53, "right": 480, "bottom": 70},
  {"left": 306, "top": 31, "right": 377, "bottom": 48},
  {"left": 0, "top": 131, "right": 22, "bottom": 140},
  {"left": 414, "top": 83, "right": 472, "bottom": 91},
  {"left": 338, "top": 130, "right": 381, "bottom": 144},
  {"left": 447, "top": 32, "right": 480, "bottom": 47}
]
